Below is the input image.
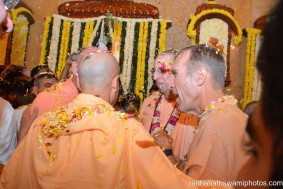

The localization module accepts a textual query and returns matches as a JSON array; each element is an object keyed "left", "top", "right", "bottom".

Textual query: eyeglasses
[
  {"left": 70, "top": 53, "right": 78, "bottom": 61},
  {"left": 4, "top": 0, "right": 20, "bottom": 12}
]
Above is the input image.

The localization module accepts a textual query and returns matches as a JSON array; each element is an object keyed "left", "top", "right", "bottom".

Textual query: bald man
[
  {"left": 1, "top": 51, "right": 206, "bottom": 189},
  {"left": 17, "top": 47, "right": 101, "bottom": 143}
]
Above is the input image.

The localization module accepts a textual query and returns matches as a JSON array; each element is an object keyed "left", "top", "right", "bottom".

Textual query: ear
[
  {"left": 33, "top": 86, "right": 39, "bottom": 95},
  {"left": 195, "top": 67, "right": 207, "bottom": 86},
  {"left": 71, "top": 61, "right": 78, "bottom": 75},
  {"left": 111, "top": 75, "right": 119, "bottom": 92}
]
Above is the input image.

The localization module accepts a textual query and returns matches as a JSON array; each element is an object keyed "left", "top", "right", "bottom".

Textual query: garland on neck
[
  {"left": 149, "top": 95, "right": 180, "bottom": 136},
  {"left": 200, "top": 95, "right": 237, "bottom": 122}
]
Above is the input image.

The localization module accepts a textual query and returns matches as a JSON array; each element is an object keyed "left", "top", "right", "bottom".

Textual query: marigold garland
[
  {"left": 158, "top": 20, "right": 166, "bottom": 54},
  {"left": 56, "top": 20, "right": 71, "bottom": 77},
  {"left": 10, "top": 18, "right": 29, "bottom": 66},
  {"left": 0, "top": 33, "right": 9, "bottom": 65},
  {"left": 9, "top": 8, "right": 33, "bottom": 66},
  {"left": 82, "top": 21, "right": 95, "bottom": 47},
  {"left": 40, "top": 16, "right": 52, "bottom": 64},
  {"left": 243, "top": 28, "right": 262, "bottom": 108},
  {"left": 135, "top": 22, "right": 144, "bottom": 97}
]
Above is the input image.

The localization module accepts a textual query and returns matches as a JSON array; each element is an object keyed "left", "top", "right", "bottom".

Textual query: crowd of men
[{"left": 1, "top": 0, "right": 283, "bottom": 188}]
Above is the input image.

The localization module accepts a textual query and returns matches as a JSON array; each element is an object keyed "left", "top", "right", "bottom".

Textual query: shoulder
[{"left": 0, "top": 98, "right": 14, "bottom": 115}]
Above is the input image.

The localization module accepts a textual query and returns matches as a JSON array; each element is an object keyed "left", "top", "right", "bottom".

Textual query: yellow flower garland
[
  {"left": 0, "top": 33, "right": 9, "bottom": 65},
  {"left": 158, "top": 20, "right": 167, "bottom": 53},
  {"left": 136, "top": 22, "right": 144, "bottom": 96},
  {"left": 10, "top": 18, "right": 29, "bottom": 66},
  {"left": 56, "top": 20, "right": 71, "bottom": 77},
  {"left": 140, "top": 22, "right": 148, "bottom": 102},
  {"left": 82, "top": 21, "right": 95, "bottom": 47},
  {"left": 10, "top": 7, "right": 33, "bottom": 24},
  {"left": 187, "top": 9, "right": 242, "bottom": 45},
  {"left": 243, "top": 28, "right": 261, "bottom": 108},
  {"left": 40, "top": 16, "right": 52, "bottom": 64},
  {"left": 40, "top": 15, "right": 167, "bottom": 97},
  {"left": 9, "top": 7, "right": 33, "bottom": 66}
]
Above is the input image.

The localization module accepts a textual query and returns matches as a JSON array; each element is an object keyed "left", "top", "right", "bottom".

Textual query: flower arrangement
[
  {"left": 0, "top": 7, "right": 33, "bottom": 66},
  {"left": 40, "top": 14, "right": 167, "bottom": 100},
  {"left": 187, "top": 9, "right": 242, "bottom": 45},
  {"left": 243, "top": 28, "right": 262, "bottom": 108},
  {"left": 187, "top": 1, "right": 242, "bottom": 85}
]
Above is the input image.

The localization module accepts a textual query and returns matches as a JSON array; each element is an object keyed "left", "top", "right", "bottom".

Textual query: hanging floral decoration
[
  {"left": 0, "top": 33, "right": 10, "bottom": 65},
  {"left": 243, "top": 28, "right": 262, "bottom": 108},
  {"left": 0, "top": 7, "right": 33, "bottom": 66},
  {"left": 187, "top": 0, "right": 242, "bottom": 85},
  {"left": 40, "top": 14, "right": 167, "bottom": 101},
  {"left": 187, "top": 9, "right": 242, "bottom": 45}
]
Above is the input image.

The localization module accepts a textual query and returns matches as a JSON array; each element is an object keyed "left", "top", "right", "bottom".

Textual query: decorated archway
[{"left": 187, "top": 0, "right": 242, "bottom": 85}]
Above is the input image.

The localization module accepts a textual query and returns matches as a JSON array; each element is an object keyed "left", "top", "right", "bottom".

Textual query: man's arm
[
  {"left": 18, "top": 106, "right": 38, "bottom": 144},
  {"left": 184, "top": 134, "right": 227, "bottom": 180}
]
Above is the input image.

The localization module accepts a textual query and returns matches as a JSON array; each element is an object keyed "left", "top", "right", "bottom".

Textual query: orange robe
[
  {"left": 29, "top": 78, "right": 79, "bottom": 118},
  {"left": 2, "top": 94, "right": 200, "bottom": 189},
  {"left": 184, "top": 96, "right": 248, "bottom": 181},
  {"left": 140, "top": 92, "right": 199, "bottom": 160}
]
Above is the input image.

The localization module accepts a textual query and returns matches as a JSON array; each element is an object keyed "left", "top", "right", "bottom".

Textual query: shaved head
[
  {"left": 76, "top": 46, "right": 100, "bottom": 63},
  {"left": 78, "top": 52, "right": 120, "bottom": 104}
]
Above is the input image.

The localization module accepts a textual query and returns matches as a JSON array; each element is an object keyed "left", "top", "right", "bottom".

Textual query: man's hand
[
  {"left": 18, "top": 106, "right": 38, "bottom": 144},
  {"left": 153, "top": 130, "right": 173, "bottom": 150}
]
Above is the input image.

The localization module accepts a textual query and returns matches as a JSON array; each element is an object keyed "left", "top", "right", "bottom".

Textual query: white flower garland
[
  {"left": 199, "top": 19, "right": 228, "bottom": 58},
  {"left": 70, "top": 22, "right": 81, "bottom": 54},
  {"left": 41, "top": 14, "right": 166, "bottom": 98},
  {"left": 88, "top": 18, "right": 102, "bottom": 46},
  {"left": 147, "top": 20, "right": 158, "bottom": 95},
  {"left": 120, "top": 21, "right": 131, "bottom": 93},
  {"left": 121, "top": 20, "right": 136, "bottom": 93},
  {"left": 48, "top": 16, "right": 61, "bottom": 72},
  {"left": 251, "top": 33, "right": 262, "bottom": 101}
]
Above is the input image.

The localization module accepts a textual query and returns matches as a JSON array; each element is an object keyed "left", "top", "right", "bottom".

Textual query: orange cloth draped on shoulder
[
  {"left": 2, "top": 94, "right": 200, "bottom": 189},
  {"left": 139, "top": 92, "right": 199, "bottom": 160},
  {"left": 184, "top": 96, "right": 248, "bottom": 181},
  {"left": 29, "top": 78, "right": 79, "bottom": 118}
]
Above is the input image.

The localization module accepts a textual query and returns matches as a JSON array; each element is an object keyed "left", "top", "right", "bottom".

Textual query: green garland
[
  {"left": 143, "top": 21, "right": 152, "bottom": 98},
  {"left": 55, "top": 20, "right": 64, "bottom": 72},
  {"left": 79, "top": 22, "right": 86, "bottom": 48},
  {"left": 129, "top": 22, "right": 140, "bottom": 93},
  {"left": 68, "top": 22, "right": 74, "bottom": 53},
  {"left": 44, "top": 17, "right": 54, "bottom": 65}
]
